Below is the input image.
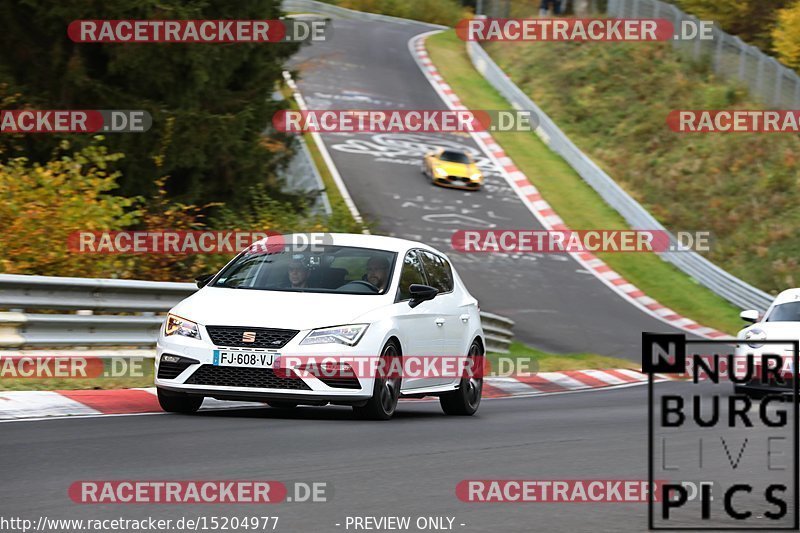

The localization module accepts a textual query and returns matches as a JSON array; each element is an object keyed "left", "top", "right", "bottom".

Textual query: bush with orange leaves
[
  {"left": 0, "top": 138, "right": 366, "bottom": 282},
  {"left": 0, "top": 140, "right": 140, "bottom": 277}
]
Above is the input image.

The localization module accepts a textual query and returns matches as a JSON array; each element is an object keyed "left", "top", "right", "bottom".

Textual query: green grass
[
  {"left": 0, "top": 359, "right": 155, "bottom": 392},
  {"left": 480, "top": 34, "right": 800, "bottom": 296},
  {"left": 426, "top": 30, "right": 744, "bottom": 334},
  {"left": 488, "top": 341, "right": 638, "bottom": 373}
]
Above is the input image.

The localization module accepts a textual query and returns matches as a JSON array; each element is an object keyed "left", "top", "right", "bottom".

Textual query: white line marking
[
  {"left": 0, "top": 379, "right": 662, "bottom": 424},
  {"left": 578, "top": 369, "right": 628, "bottom": 385},
  {"left": 487, "top": 377, "right": 543, "bottom": 394},
  {"left": 282, "top": 70, "right": 369, "bottom": 234},
  {"left": 0, "top": 391, "right": 101, "bottom": 420},
  {"left": 611, "top": 368, "right": 649, "bottom": 381},
  {"left": 538, "top": 372, "right": 591, "bottom": 390}
]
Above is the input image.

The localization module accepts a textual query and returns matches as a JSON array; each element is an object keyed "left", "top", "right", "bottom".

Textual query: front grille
[
  {"left": 206, "top": 326, "right": 298, "bottom": 349},
  {"left": 186, "top": 365, "right": 311, "bottom": 390},
  {"left": 157, "top": 359, "right": 193, "bottom": 380}
]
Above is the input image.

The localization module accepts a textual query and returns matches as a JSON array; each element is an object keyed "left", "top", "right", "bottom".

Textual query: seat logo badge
[{"left": 242, "top": 331, "right": 256, "bottom": 343}]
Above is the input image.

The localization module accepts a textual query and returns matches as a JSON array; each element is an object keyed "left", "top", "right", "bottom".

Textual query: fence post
[
  {"left": 737, "top": 42, "right": 746, "bottom": 81},
  {"left": 713, "top": 28, "right": 723, "bottom": 73},
  {"left": 774, "top": 65, "right": 784, "bottom": 107},
  {"left": 755, "top": 53, "right": 766, "bottom": 99},
  {"left": 692, "top": 20, "right": 701, "bottom": 60},
  {"left": 671, "top": 6, "right": 682, "bottom": 51},
  {"left": 794, "top": 78, "right": 800, "bottom": 108}
]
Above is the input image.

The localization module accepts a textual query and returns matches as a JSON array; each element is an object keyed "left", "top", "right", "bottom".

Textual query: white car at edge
[
  {"left": 155, "top": 233, "right": 485, "bottom": 420},
  {"left": 734, "top": 288, "right": 800, "bottom": 395}
]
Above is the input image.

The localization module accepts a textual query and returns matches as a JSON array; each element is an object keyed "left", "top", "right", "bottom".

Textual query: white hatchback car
[
  {"left": 734, "top": 288, "right": 800, "bottom": 395},
  {"left": 156, "top": 233, "right": 485, "bottom": 420}
]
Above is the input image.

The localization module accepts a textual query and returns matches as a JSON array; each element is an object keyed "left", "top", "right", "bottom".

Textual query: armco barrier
[
  {"left": 0, "top": 274, "right": 514, "bottom": 353},
  {"left": 465, "top": 41, "right": 774, "bottom": 313},
  {"left": 281, "top": 0, "right": 446, "bottom": 28}
]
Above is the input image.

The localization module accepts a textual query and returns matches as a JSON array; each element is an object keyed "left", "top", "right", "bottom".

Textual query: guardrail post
[{"left": 0, "top": 312, "right": 26, "bottom": 348}]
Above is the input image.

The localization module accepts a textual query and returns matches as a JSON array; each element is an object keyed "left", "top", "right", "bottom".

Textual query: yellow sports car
[{"left": 422, "top": 148, "right": 483, "bottom": 190}]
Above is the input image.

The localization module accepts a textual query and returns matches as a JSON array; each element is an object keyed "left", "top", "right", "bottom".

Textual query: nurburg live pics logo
[{"left": 643, "top": 332, "right": 800, "bottom": 530}]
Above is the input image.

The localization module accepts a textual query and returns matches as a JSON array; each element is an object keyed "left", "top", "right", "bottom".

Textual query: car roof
[
  {"left": 772, "top": 288, "right": 800, "bottom": 305},
  {"left": 253, "top": 233, "right": 445, "bottom": 256}
]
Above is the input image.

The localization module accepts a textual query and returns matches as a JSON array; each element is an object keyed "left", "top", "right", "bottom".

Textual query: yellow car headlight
[
  {"left": 470, "top": 173, "right": 483, "bottom": 181},
  {"left": 434, "top": 167, "right": 448, "bottom": 177}
]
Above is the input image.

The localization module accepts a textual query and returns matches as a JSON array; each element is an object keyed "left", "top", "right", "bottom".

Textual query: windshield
[
  {"left": 211, "top": 245, "right": 397, "bottom": 295},
  {"left": 766, "top": 302, "right": 800, "bottom": 322},
  {"left": 439, "top": 150, "right": 471, "bottom": 164}
]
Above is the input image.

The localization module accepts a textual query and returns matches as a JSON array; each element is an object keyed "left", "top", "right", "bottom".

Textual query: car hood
[
  {"left": 170, "top": 287, "right": 390, "bottom": 330},
  {"left": 739, "top": 321, "right": 800, "bottom": 340},
  {"left": 434, "top": 161, "right": 479, "bottom": 177}
]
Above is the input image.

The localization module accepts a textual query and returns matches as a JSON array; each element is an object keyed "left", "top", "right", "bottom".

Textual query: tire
[
  {"left": 157, "top": 388, "right": 203, "bottom": 414},
  {"left": 353, "top": 341, "right": 401, "bottom": 420},
  {"left": 267, "top": 401, "right": 298, "bottom": 409},
  {"left": 440, "top": 340, "right": 483, "bottom": 416}
]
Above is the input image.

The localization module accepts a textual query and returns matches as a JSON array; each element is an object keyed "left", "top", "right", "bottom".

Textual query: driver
[
  {"left": 287, "top": 258, "right": 310, "bottom": 289},
  {"left": 365, "top": 256, "right": 390, "bottom": 293}
]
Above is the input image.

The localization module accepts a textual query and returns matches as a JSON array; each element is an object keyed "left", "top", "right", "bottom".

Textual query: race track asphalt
[{"left": 0, "top": 384, "right": 673, "bottom": 533}]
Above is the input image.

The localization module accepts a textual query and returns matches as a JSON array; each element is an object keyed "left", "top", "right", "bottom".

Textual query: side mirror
[
  {"left": 195, "top": 273, "right": 214, "bottom": 289},
  {"left": 408, "top": 284, "right": 438, "bottom": 308},
  {"left": 739, "top": 309, "right": 759, "bottom": 323}
]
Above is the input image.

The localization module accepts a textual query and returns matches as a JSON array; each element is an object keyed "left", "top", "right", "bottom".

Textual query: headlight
[
  {"left": 470, "top": 172, "right": 482, "bottom": 181},
  {"left": 744, "top": 328, "right": 766, "bottom": 349},
  {"left": 165, "top": 314, "right": 201, "bottom": 339},
  {"left": 434, "top": 167, "right": 448, "bottom": 177},
  {"left": 300, "top": 324, "right": 369, "bottom": 346}
]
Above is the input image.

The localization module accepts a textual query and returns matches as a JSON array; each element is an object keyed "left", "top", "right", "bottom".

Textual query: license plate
[{"left": 213, "top": 350, "right": 276, "bottom": 368}]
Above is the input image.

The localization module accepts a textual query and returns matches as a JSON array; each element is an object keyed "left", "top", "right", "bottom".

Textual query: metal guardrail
[
  {"left": 0, "top": 274, "right": 514, "bottom": 353},
  {"left": 0, "top": 273, "right": 193, "bottom": 312},
  {"left": 0, "top": 312, "right": 163, "bottom": 348},
  {"left": 281, "top": 0, "right": 446, "bottom": 28},
  {"left": 466, "top": 41, "right": 774, "bottom": 312},
  {"left": 608, "top": 0, "right": 800, "bottom": 109},
  {"left": 480, "top": 311, "right": 515, "bottom": 354}
]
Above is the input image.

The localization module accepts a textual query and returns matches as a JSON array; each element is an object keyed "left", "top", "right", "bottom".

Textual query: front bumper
[
  {"left": 156, "top": 325, "right": 378, "bottom": 403},
  {"left": 731, "top": 343, "right": 797, "bottom": 394},
  {"left": 734, "top": 379, "right": 796, "bottom": 396},
  {"left": 433, "top": 174, "right": 482, "bottom": 189}
]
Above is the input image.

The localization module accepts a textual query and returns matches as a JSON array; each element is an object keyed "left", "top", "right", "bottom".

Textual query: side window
[
  {"left": 397, "top": 250, "right": 427, "bottom": 301},
  {"left": 216, "top": 255, "right": 262, "bottom": 288},
  {"left": 420, "top": 251, "right": 454, "bottom": 293}
]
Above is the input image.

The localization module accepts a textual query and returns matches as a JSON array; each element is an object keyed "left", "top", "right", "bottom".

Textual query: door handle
[
  {"left": 459, "top": 314, "right": 470, "bottom": 323},
  {"left": 435, "top": 318, "right": 445, "bottom": 327}
]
